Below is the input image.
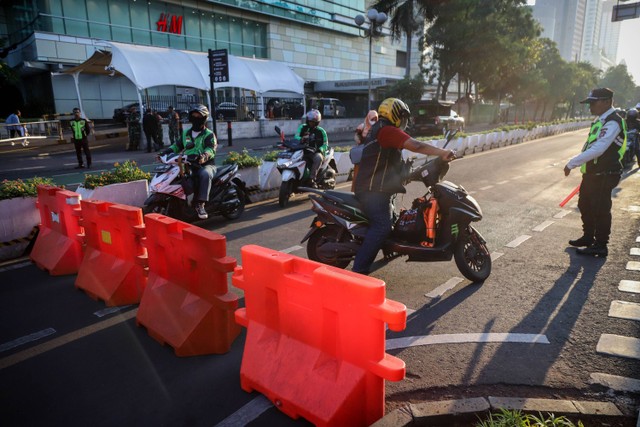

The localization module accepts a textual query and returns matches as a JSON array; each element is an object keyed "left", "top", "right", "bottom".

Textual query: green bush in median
[{"left": 0, "top": 176, "right": 56, "bottom": 200}]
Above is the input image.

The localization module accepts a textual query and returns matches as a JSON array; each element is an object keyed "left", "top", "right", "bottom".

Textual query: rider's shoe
[
  {"left": 568, "top": 235, "right": 594, "bottom": 247},
  {"left": 195, "top": 202, "right": 208, "bottom": 220},
  {"left": 576, "top": 242, "right": 608, "bottom": 257}
]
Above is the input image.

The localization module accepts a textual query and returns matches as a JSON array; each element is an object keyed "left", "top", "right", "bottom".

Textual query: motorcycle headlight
[
  {"left": 278, "top": 152, "right": 293, "bottom": 159},
  {"left": 154, "top": 164, "right": 172, "bottom": 173}
]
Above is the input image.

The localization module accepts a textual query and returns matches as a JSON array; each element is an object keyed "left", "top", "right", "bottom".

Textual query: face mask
[{"left": 190, "top": 116, "right": 206, "bottom": 129}]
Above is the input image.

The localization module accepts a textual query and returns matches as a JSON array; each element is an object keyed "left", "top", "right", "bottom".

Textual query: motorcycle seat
[
  {"left": 213, "top": 164, "right": 234, "bottom": 179},
  {"left": 324, "top": 190, "right": 363, "bottom": 211}
]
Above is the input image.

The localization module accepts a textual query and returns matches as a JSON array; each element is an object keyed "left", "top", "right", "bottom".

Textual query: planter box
[
  {"left": 0, "top": 197, "right": 39, "bottom": 261},
  {"left": 75, "top": 179, "right": 149, "bottom": 207}
]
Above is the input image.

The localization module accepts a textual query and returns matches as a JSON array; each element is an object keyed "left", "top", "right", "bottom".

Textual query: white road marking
[
  {"left": 553, "top": 210, "right": 571, "bottom": 219},
  {"left": 622, "top": 205, "right": 640, "bottom": 213},
  {"left": 94, "top": 305, "right": 132, "bottom": 318},
  {"left": 425, "top": 277, "right": 464, "bottom": 299},
  {"left": 0, "top": 328, "right": 56, "bottom": 353},
  {"left": 590, "top": 372, "right": 640, "bottom": 393},
  {"left": 596, "top": 334, "right": 640, "bottom": 361},
  {"left": 505, "top": 235, "right": 531, "bottom": 248},
  {"left": 511, "top": 175, "right": 524, "bottom": 180},
  {"left": 532, "top": 221, "right": 554, "bottom": 232},
  {"left": 491, "top": 251, "right": 504, "bottom": 261},
  {"left": 214, "top": 395, "right": 273, "bottom": 427},
  {"left": 386, "top": 333, "right": 550, "bottom": 350},
  {"left": 479, "top": 185, "right": 494, "bottom": 191},
  {"left": 279, "top": 245, "right": 303, "bottom": 254},
  {"left": 496, "top": 180, "right": 509, "bottom": 185},
  {"left": 608, "top": 300, "right": 640, "bottom": 322},
  {"left": 4, "top": 166, "right": 46, "bottom": 172},
  {"left": 630, "top": 248, "right": 640, "bottom": 256},
  {"left": 625, "top": 261, "right": 640, "bottom": 271},
  {"left": 619, "top": 280, "right": 640, "bottom": 294},
  {"left": 636, "top": 236, "right": 640, "bottom": 243}
]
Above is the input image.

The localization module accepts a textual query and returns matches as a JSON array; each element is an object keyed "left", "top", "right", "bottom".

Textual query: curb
[{"left": 371, "top": 396, "right": 631, "bottom": 426}]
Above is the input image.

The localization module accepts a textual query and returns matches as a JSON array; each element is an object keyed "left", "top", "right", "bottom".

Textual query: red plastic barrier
[
  {"left": 233, "top": 245, "right": 406, "bottom": 427},
  {"left": 30, "top": 185, "right": 83, "bottom": 275},
  {"left": 136, "top": 213, "right": 240, "bottom": 356},
  {"left": 75, "top": 200, "right": 147, "bottom": 306}
]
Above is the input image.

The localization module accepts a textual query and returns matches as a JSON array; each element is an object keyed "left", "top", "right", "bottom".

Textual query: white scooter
[{"left": 274, "top": 126, "right": 337, "bottom": 208}]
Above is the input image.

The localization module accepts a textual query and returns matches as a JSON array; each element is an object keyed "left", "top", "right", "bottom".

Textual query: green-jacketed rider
[{"left": 294, "top": 109, "right": 328, "bottom": 187}]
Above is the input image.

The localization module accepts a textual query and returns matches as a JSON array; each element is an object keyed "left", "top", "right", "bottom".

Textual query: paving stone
[
  {"left": 411, "top": 397, "right": 490, "bottom": 419},
  {"left": 597, "top": 334, "right": 640, "bottom": 360},
  {"left": 572, "top": 400, "right": 622, "bottom": 416},
  {"left": 370, "top": 405, "right": 413, "bottom": 427},
  {"left": 620, "top": 280, "right": 640, "bottom": 294},
  {"left": 609, "top": 300, "right": 640, "bottom": 322},
  {"left": 626, "top": 261, "right": 640, "bottom": 271},
  {"left": 488, "top": 397, "right": 578, "bottom": 413},
  {"left": 590, "top": 372, "right": 640, "bottom": 393}
]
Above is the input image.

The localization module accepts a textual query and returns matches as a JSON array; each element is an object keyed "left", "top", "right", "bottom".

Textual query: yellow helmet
[{"left": 378, "top": 98, "right": 411, "bottom": 129}]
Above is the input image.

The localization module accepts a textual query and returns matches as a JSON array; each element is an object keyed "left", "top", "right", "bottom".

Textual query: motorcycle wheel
[
  {"left": 454, "top": 227, "right": 491, "bottom": 283},
  {"left": 307, "top": 224, "right": 352, "bottom": 269},
  {"left": 279, "top": 180, "right": 294, "bottom": 208},
  {"left": 222, "top": 183, "right": 246, "bottom": 220},
  {"left": 142, "top": 202, "right": 168, "bottom": 216}
]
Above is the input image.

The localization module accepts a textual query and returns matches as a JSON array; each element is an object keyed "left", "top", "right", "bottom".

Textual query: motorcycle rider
[
  {"left": 158, "top": 104, "right": 217, "bottom": 220},
  {"left": 626, "top": 107, "right": 640, "bottom": 167},
  {"left": 294, "top": 109, "right": 328, "bottom": 187},
  {"left": 352, "top": 97, "right": 456, "bottom": 275}
]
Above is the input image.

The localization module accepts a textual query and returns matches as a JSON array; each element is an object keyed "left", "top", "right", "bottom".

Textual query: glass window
[
  {"left": 184, "top": 7, "right": 201, "bottom": 51},
  {"left": 130, "top": 1, "right": 150, "bottom": 45},
  {"left": 215, "top": 15, "right": 230, "bottom": 52},
  {"left": 201, "top": 14, "right": 216, "bottom": 49},
  {"left": 61, "top": 0, "right": 88, "bottom": 37},
  {"left": 86, "top": 0, "right": 111, "bottom": 40},
  {"left": 229, "top": 18, "right": 242, "bottom": 56},
  {"left": 108, "top": 0, "right": 131, "bottom": 43}
]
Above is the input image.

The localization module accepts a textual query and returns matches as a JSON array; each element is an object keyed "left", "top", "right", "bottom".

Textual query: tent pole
[
  {"left": 136, "top": 91, "right": 144, "bottom": 124},
  {"left": 259, "top": 94, "right": 265, "bottom": 120},
  {"left": 72, "top": 72, "right": 85, "bottom": 116}
]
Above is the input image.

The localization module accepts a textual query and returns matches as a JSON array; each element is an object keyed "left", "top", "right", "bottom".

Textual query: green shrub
[
  {"left": 0, "top": 176, "right": 56, "bottom": 200},
  {"left": 82, "top": 160, "right": 151, "bottom": 189},
  {"left": 262, "top": 150, "right": 281, "bottom": 162},
  {"left": 333, "top": 145, "right": 352, "bottom": 152},
  {"left": 476, "top": 408, "right": 584, "bottom": 427},
  {"left": 223, "top": 149, "right": 263, "bottom": 169}
]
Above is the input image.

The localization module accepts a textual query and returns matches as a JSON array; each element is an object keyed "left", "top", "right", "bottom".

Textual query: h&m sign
[{"left": 157, "top": 13, "right": 183, "bottom": 34}]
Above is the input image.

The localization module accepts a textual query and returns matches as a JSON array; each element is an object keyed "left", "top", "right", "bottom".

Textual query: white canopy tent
[{"left": 106, "top": 41, "right": 305, "bottom": 120}]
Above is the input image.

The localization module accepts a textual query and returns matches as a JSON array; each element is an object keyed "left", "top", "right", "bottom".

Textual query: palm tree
[{"left": 371, "top": 0, "right": 444, "bottom": 77}]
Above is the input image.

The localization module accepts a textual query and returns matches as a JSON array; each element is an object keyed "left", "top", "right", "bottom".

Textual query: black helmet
[
  {"left": 189, "top": 104, "right": 209, "bottom": 120},
  {"left": 627, "top": 108, "right": 638, "bottom": 121}
]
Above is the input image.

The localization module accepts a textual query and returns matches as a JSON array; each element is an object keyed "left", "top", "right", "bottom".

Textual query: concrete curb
[{"left": 371, "top": 396, "right": 629, "bottom": 426}]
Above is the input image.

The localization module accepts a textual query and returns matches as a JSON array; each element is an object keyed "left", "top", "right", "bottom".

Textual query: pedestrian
[
  {"left": 564, "top": 88, "right": 627, "bottom": 257},
  {"left": 352, "top": 98, "right": 455, "bottom": 275},
  {"left": 70, "top": 107, "right": 92, "bottom": 169},
  {"left": 5, "top": 109, "right": 25, "bottom": 138},
  {"left": 142, "top": 109, "right": 161, "bottom": 152},
  {"left": 126, "top": 106, "right": 141, "bottom": 151},
  {"left": 167, "top": 106, "right": 181, "bottom": 145}
]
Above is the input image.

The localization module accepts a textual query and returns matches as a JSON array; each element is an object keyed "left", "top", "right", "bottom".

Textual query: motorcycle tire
[
  {"left": 307, "top": 224, "right": 352, "bottom": 269},
  {"left": 454, "top": 226, "right": 491, "bottom": 283},
  {"left": 222, "top": 183, "right": 246, "bottom": 220},
  {"left": 279, "top": 180, "right": 294, "bottom": 208},
  {"left": 142, "top": 202, "right": 169, "bottom": 216}
]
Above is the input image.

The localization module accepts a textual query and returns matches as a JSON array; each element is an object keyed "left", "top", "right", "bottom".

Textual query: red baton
[{"left": 559, "top": 184, "right": 580, "bottom": 207}]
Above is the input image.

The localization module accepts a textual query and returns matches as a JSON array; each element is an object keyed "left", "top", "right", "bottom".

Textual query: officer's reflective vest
[
  {"left": 70, "top": 119, "right": 88, "bottom": 140},
  {"left": 580, "top": 111, "right": 627, "bottom": 174}
]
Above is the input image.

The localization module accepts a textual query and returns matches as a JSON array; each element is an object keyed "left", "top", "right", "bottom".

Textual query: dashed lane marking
[
  {"left": 608, "top": 300, "right": 640, "bottom": 322},
  {"left": 0, "top": 328, "right": 56, "bottom": 353},
  {"left": 425, "top": 277, "right": 464, "bottom": 299},
  {"left": 505, "top": 235, "right": 531, "bottom": 248},
  {"left": 0, "top": 309, "right": 138, "bottom": 370},
  {"left": 625, "top": 261, "right": 640, "bottom": 271},
  {"left": 214, "top": 395, "right": 273, "bottom": 427},
  {"left": 386, "top": 333, "right": 550, "bottom": 351},
  {"left": 280, "top": 245, "right": 303, "bottom": 254},
  {"left": 491, "top": 251, "right": 504, "bottom": 261},
  {"left": 553, "top": 210, "right": 572, "bottom": 219},
  {"left": 631, "top": 248, "right": 640, "bottom": 256},
  {"left": 589, "top": 372, "right": 640, "bottom": 393},
  {"left": 622, "top": 205, "right": 640, "bottom": 213},
  {"left": 596, "top": 334, "right": 640, "bottom": 361},
  {"left": 479, "top": 185, "right": 494, "bottom": 191},
  {"left": 532, "top": 220, "right": 554, "bottom": 232},
  {"left": 94, "top": 305, "right": 132, "bottom": 318},
  {"left": 497, "top": 180, "right": 509, "bottom": 185},
  {"left": 619, "top": 280, "right": 640, "bottom": 294}
]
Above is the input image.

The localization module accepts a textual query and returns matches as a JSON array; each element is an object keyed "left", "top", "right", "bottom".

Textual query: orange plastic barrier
[
  {"left": 30, "top": 185, "right": 83, "bottom": 275},
  {"left": 75, "top": 200, "right": 147, "bottom": 306},
  {"left": 233, "top": 245, "right": 407, "bottom": 427},
  {"left": 136, "top": 213, "right": 240, "bottom": 356}
]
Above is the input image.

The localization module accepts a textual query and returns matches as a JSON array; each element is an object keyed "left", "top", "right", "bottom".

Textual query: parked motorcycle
[
  {"left": 274, "top": 126, "right": 337, "bottom": 208},
  {"left": 143, "top": 143, "right": 247, "bottom": 222},
  {"left": 623, "top": 128, "right": 639, "bottom": 169},
  {"left": 300, "top": 131, "right": 492, "bottom": 282}
]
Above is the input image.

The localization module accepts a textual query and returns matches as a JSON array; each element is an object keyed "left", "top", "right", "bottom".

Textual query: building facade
[{"left": 1, "top": 0, "right": 423, "bottom": 119}]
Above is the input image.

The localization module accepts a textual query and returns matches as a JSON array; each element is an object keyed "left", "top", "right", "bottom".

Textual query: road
[{"left": 1, "top": 128, "right": 639, "bottom": 426}]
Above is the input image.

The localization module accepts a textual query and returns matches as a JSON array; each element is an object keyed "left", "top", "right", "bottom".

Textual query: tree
[
  {"left": 384, "top": 74, "right": 427, "bottom": 105},
  {"left": 599, "top": 64, "right": 637, "bottom": 109}
]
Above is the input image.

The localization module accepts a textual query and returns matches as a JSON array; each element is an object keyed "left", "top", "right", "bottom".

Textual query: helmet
[
  {"left": 189, "top": 104, "right": 209, "bottom": 120},
  {"left": 628, "top": 108, "right": 638, "bottom": 120},
  {"left": 306, "top": 109, "right": 321, "bottom": 127},
  {"left": 378, "top": 98, "right": 411, "bottom": 129}
]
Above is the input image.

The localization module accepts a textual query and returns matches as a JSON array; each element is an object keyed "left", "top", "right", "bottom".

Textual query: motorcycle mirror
[{"left": 275, "top": 126, "right": 281, "bottom": 135}]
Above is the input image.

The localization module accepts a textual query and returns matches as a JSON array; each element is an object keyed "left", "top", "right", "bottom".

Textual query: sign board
[
  {"left": 612, "top": 1, "right": 640, "bottom": 21},
  {"left": 209, "top": 49, "right": 229, "bottom": 83}
]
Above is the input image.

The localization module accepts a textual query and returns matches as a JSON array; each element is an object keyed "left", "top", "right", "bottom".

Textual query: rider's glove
[{"left": 198, "top": 153, "right": 210, "bottom": 164}]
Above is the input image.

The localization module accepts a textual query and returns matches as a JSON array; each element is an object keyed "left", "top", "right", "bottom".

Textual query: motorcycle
[
  {"left": 300, "top": 130, "right": 492, "bottom": 283},
  {"left": 623, "top": 128, "right": 639, "bottom": 169},
  {"left": 143, "top": 143, "right": 247, "bottom": 222},
  {"left": 274, "top": 126, "right": 337, "bottom": 208}
]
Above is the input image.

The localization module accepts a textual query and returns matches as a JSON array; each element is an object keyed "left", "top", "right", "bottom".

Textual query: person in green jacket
[
  {"left": 70, "top": 107, "right": 92, "bottom": 169},
  {"left": 294, "top": 109, "right": 328, "bottom": 187},
  {"left": 159, "top": 104, "right": 217, "bottom": 219}
]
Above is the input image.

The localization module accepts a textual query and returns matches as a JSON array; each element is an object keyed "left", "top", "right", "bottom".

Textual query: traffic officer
[
  {"left": 564, "top": 88, "right": 627, "bottom": 257},
  {"left": 126, "top": 106, "right": 142, "bottom": 151},
  {"left": 70, "top": 107, "right": 92, "bottom": 169}
]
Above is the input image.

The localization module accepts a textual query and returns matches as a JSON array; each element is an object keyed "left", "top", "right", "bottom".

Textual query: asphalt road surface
[{"left": 1, "top": 128, "right": 639, "bottom": 426}]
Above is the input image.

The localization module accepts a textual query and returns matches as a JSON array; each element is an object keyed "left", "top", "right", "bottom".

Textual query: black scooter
[{"left": 300, "top": 131, "right": 491, "bottom": 282}]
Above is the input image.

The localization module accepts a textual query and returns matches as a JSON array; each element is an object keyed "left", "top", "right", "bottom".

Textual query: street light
[{"left": 355, "top": 9, "right": 387, "bottom": 111}]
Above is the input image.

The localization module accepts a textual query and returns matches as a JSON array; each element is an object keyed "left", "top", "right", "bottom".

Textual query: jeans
[
  {"left": 195, "top": 164, "right": 216, "bottom": 203},
  {"left": 352, "top": 191, "right": 394, "bottom": 274}
]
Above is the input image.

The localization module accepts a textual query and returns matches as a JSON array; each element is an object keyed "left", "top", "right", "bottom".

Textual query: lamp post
[{"left": 355, "top": 9, "right": 387, "bottom": 111}]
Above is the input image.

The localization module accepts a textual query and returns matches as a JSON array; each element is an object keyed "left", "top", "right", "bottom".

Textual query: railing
[{"left": 0, "top": 120, "right": 64, "bottom": 145}]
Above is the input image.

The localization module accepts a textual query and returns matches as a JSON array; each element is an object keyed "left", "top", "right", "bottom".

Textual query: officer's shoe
[
  {"left": 568, "top": 236, "right": 594, "bottom": 247},
  {"left": 576, "top": 243, "right": 608, "bottom": 257},
  {"left": 195, "top": 202, "right": 208, "bottom": 220}
]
